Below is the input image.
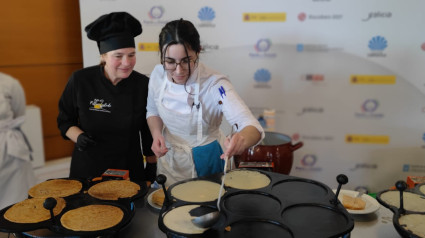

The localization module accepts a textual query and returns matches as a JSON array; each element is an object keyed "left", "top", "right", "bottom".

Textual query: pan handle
[{"left": 291, "top": 142, "right": 303, "bottom": 151}]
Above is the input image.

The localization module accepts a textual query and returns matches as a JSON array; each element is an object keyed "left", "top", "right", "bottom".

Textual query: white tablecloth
[{"left": 351, "top": 205, "right": 400, "bottom": 238}]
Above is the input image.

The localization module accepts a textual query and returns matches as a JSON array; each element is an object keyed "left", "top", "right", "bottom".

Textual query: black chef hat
[{"left": 85, "top": 12, "right": 142, "bottom": 54}]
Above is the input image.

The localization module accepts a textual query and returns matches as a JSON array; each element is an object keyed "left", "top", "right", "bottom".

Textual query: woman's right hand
[{"left": 151, "top": 135, "right": 168, "bottom": 158}]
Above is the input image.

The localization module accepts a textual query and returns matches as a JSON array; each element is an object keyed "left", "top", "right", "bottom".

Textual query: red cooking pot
[{"left": 234, "top": 132, "right": 303, "bottom": 175}]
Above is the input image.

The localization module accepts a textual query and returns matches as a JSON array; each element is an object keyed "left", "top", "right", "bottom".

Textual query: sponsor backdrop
[{"left": 79, "top": 0, "right": 425, "bottom": 192}]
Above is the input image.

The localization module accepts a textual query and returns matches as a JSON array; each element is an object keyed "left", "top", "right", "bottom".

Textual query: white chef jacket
[
  {"left": 146, "top": 63, "right": 264, "bottom": 185},
  {"left": 0, "top": 72, "right": 36, "bottom": 209}
]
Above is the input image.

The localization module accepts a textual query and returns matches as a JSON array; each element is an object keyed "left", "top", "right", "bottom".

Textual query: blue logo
[
  {"left": 254, "top": 69, "right": 271, "bottom": 83},
  {"left": 148, "top": 6, "right": 164, "bottom": 19},
  {"left": 255, "top": 39, "right": 271, "bottom": 52},
  {"left": 422, "top": 133, "right": 425, "bottom": 142},
  {"left": 361, "top": 99, "right": 379, "bottom": 113},
  {"left": 218, "top": 86, "right": 226, "bottom": 99},
  {"left": 403, "top": 164, "right": 410, "bottom": 172},
  {"left": 198, "top": 7, "right": 215, "bottom": 21},
  {"left": 368, "top": 36, "right": 387, "bottom": 51},
  {"left": 296, "top": 44, "right": 304, "bottom": 52}
]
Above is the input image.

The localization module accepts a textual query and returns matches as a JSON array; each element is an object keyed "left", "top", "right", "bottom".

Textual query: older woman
[{"left": 57, "top": 12, "right": 156, "bottom": 183}]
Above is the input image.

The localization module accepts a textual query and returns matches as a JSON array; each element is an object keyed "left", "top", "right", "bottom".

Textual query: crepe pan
[
  {"left": 0, "top": 177, "right": 88, "bottom": 233},
  {"left": 0, "top": 177, "right": 144, "bottom": 236},
  {"left": 376, "top": 180, "right": 425, "bottom": 238},
  {"left": 158, "top": 169, "right": 354, "bottom": 238}
]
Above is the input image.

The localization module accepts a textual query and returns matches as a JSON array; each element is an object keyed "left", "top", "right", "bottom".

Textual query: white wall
[
  {"left": 21, "top": 105, "right": 45, "bottom": 168},
  {"left": 79, "top": 0, "right": 425, "bottom": 192}
]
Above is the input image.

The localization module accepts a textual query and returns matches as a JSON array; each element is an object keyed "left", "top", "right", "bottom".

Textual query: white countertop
[{"left": 350, "top": 205, "right": 400, "bottom": 238}]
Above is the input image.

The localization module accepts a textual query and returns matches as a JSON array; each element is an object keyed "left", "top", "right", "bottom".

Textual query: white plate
[
  {"left": 147, "top": 189, "right": 162, "bottom": 211},
  {"left": 332, "top": 189, "right": 380, "bottom": 215}
]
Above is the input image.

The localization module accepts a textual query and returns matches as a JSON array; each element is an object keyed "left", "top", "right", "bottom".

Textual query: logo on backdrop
[
  {"left": 421, "top": 43, "right": 425, "bottom": 51},
  {"left": 295, "top": 154, "right": 322, "bottom": 172},
  {"left": 143, "top": 6, "right": 168, "bottom": 24},
  {"left": 368, "top": 36, "right": 387, "bottom": 57},
  {"left": 297, "top": 107, "right": 324, "bottom": 116},
  {"left": 148, "top": 6, "right": 164, "bottom": 19},
  {"left": 253, "top": 68, "right": 272, "bottom": 88},
  {"left": 249, "top": 39, "right": 277, "bottom": 58},
  {"left": 362, "top": 11, "right": 392, "bottom": 21},
  {"left": 297, "top": 12, "right": 343, "bottom": 21},
  {"left": 198, "top": 6, "right": 216, "bottom": 27},
  {"left": 403, "top": 164, "right": 425, "bottom": 173},
  {"left": 243, "top": 12, "right": 286, "bottom": 22},
  {"left": 301, "top": 74, "right": 325, "bottom": 84},
  {"left": 422, "top": 133, "right": 425, "bottom": 149},
  {"left": 296, "top": 44, "right": 343, "bottom": 52},
  {"left": 350, "top": 163, "right": 378, "bottom": 171},
  {"left": 298, "top": 12, "right": 307, "bottom": 21},
  {"left": 350, "top": 75, "right": 396, "bottom": 84},
  {"left": 292, "top": 133, "right": 334, "bottom": 142},
  {"left": 345, "top": 134, "right": 390, "bottom": 144},
  {"left": 255, "top": 39, "right": 271, "bottom": 52},
  {"left": 138, "top": 43, "right": 159, "bottom": 52},
  {"left": 355, "top": 99, "right": 384, "bottom": 119},
  {"left": 201, "top": 43, "right": 219, "bottom": 52}
]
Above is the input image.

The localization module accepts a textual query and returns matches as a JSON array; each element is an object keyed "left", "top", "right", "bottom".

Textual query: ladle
[
  {"left": 332, "top": 174, "right": 348, "bottom": 205},
  {"left": 190, "top": 157, "right": 227, "bottom": 228},
  {"left": 395, "top": 180, "right": 407, "bottom": 214},
  {"left": 156, "top": 174, "right": 171, "bottom": 207},
  {"left": 191, "top": 124, "right": 236, "bottom": 228},
  {"left": 43, "top": 197, "right": 57, "bottom": 224}
]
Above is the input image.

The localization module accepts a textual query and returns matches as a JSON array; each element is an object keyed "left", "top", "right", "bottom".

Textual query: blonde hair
[{"left": 100, "top": 54, "right": 106, "bottom": 66}]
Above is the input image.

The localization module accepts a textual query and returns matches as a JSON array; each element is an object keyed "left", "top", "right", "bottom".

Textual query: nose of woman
[{"left": 122, "top": 55, "right": 134, "bottom": 67}]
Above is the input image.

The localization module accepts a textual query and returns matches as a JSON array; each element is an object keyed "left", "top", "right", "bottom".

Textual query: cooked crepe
[
  {"left": 342, "top": 194, "right": 366, "bottom": 210},
  {"left": 399, "top": 214, "right": 425, "bottom": 237},
  {"left": 60, "top": 204, "right": 123, "bottom": 231},
  {"left": 28, "top": 179, "right": 82, "bottom": 198},
  {"left": 380, "top": 191, "right": 425, "bottom": 212},
  {"left": 163, "top": 205, "right": 207, "bottom": 234},
  {"left": 152, "top": 188, "right": 167, "bottom": 206},
  {"left": 88, "top": 180, "right": 140, "bottom": 200},
  {"left": 171, "top": 180, "right": 223, "bottom": 202},
  {"left": 4, "top": 197, "right": 66, "bottom": 223},
  {"left": 224, "top": 170, "right": 270, "bottom": 190}
]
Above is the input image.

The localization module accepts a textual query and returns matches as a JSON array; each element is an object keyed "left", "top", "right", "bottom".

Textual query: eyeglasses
[{"left": 163, "top": 58, "right": 197, "bottom": 70}]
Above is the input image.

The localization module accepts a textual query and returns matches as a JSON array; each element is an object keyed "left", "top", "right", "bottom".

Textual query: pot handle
[{"left": 291, "top": 142, "right": 303, "bottom": 151}]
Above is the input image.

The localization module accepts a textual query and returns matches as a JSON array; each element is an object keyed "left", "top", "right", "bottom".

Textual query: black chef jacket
[{"left": 57, "top": 65, "right": 155, "bottom": 182}]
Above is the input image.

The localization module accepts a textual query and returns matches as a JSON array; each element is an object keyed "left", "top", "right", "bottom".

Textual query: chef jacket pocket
[{"left": 192, "top": 140, "right": 224, "bottom": 177}]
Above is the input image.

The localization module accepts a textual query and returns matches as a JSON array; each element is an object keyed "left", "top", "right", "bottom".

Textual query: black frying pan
[{"left": 157, "top": 169, "right": 354, "bottom": 238}]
